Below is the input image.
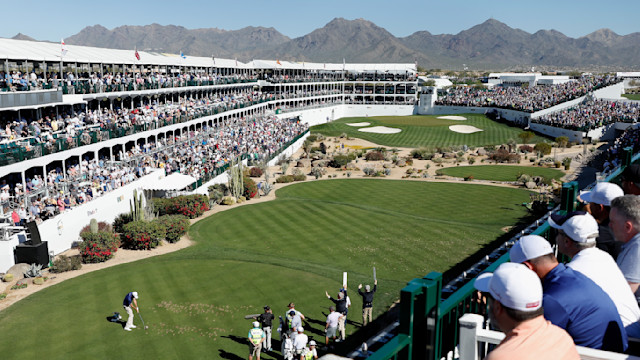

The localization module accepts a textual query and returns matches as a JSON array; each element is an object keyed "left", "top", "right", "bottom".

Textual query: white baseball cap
[
  {"left": 132, "top": 291, "right": 138, "bottom": 299},
  {"left": 579, "top": 182, "right": 624, "bottom": 206},
  {"left": 474, "top": 262, "right": 542, "bottom": 312},
  {"left": 509, "top": 235, "right": 553, "bottom": 263},
  {"left": 549, "top": 211, "right": 599, "bottom": 243},
  {"left": 297, "top": 326, "right": 304, "bottom": 332}
]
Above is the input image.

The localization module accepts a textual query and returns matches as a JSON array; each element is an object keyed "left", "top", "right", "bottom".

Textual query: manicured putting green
[
  {"left": 437, "top": 165, "right": 565, "bottom": 182},
  {"left": 622, "top": 94, "right": 640, "bottom": 101},
  {"left": 0, "top": 180, "right": 533, "bottom": 359},
  {"left": 311, "top": 114, "right": 547, "bottom": 148}
]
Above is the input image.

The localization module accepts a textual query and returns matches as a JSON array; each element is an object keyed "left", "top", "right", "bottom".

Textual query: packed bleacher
[
  {"left": 435, "top": 75, "right": 620, "bottom": 112},
  {"left": 1, "top": 70, "right": 256, "bottom": 93},
  {"left": 533, "top": 99, "right": 640, "bottom": 131}
]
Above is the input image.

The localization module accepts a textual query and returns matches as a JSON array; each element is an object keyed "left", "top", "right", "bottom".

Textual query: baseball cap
[
  {"left": 622, "top": 164, "right": 640, "bottom": 184},
  {"left": 509, "top": 235, "right": 553, "bottom": 263},
  {"left": 474, "top": 262, "right": 542, "bottom": 312},
  {"left": 579, "top": 182, "right": 624, "bottom": 206},
  {"left": 289, "top": 310, "right": 296, "bottom": 316},
  {"left": 264, "top": 305, "right": 270, "bottom": 310},
  {"left": 309, "top": 340, "right": 317, "bottom": 346},
  {"left": 253, "top": 321, "right": 260, "bottom": 328},
  {"left": 132, "top": 291, "right": 138, "bottom": 299},
  {"left": 549, "top": 211, "right": 599, "bottom": 243},
  {"left": 297, "top": 326, "right": 304, "bottom": 332}
]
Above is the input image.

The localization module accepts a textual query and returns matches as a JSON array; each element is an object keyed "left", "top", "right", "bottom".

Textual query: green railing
[{"left": 369, "top": 147, "right": 638, "bottom": 360}]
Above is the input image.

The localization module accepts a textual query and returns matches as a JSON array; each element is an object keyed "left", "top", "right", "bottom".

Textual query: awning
[{"left": 143, "top": 173, "right": 196, "bottom": 191}]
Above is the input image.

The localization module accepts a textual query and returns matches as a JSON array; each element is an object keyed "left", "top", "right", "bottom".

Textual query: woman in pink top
[{"left": 57, "top": 197, "right": 64, "bottom": 213}]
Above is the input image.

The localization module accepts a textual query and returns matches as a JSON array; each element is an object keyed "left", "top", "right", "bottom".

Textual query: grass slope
[
  {"left": 438, "top": 165, "right": 565, "bottom": 182},
  {"left": 0, "top": 180, "right": 533, "bottom": 359},
  {"left": 311, "top": 114, "right": 547, "bottom": 148},
  {"left": 622, "top": 94, "right": 640, "bottom": 101}
]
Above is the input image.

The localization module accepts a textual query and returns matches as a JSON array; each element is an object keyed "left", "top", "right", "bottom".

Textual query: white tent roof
[{"left": 144, "top": 173, "right": 196, "bottom": 191}]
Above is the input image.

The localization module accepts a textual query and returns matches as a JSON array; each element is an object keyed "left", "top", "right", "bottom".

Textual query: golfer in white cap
[
  {"left": 475, "top": 262, "right": 578, "bottom": 359},
  {"left": 122, "top": 291, "right": 139, "bottom": 331}
]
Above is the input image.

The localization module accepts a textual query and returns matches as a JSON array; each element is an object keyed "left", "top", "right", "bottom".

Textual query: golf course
[{"left": 0, "top": 180, "right": 534, "bottom": 359}]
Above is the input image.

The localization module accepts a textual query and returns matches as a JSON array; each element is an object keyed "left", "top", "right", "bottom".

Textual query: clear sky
[{"left": 3, "top": 0, "right": 639, "bottom": 41}]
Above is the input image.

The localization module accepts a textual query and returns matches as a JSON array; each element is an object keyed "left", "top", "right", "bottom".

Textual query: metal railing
[{"left": 369, "top": 147, "right": 639, "bottom": 360}]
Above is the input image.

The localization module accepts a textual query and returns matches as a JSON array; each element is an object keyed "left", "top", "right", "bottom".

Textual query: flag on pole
[
  {"left": 61, "top": 39, "right": 68, "bottom": 57},
  {"left": 135, "top": 47, "right": 140, "bottom": 61},
  {"left": 235, "top": 58, "right": 238, "bottom": 67},
  {"left": 276, "top": 59, "right": 281, "bottom": 65},
  {"left": 180, "top": 51, "right": 186, "bottom": 59}
]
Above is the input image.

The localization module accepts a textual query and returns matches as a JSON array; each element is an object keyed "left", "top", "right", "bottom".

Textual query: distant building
[{"left": 487, "top": 72, "right": 571, "bottom": 87}]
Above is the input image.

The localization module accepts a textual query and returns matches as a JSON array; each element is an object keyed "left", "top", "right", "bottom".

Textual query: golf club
[{"left": 138, "top": 311, "right": 148, "bottom": 330}]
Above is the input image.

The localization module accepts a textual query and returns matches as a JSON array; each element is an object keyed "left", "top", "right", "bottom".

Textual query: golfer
[{"left": 122, "top": 291, "right": 139, "bottom": 331}]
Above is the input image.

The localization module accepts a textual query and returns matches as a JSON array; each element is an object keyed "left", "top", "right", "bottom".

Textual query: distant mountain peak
[{"left": 12, "top": 33, "right": 35, "bottom": 41}]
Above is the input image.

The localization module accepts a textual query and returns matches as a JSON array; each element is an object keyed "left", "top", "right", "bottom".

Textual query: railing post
[
  {"left": 458, "top": 314, "right": 484, "bottom": 360},
  {"left": 560, "top": 181, "right": 578, "bottom": 212},
  {"left": 422, "top": 272, "right": 442, "bottom": 360},
  {"left": 623, "top": 146, "right": 633, "bottom": 168}
]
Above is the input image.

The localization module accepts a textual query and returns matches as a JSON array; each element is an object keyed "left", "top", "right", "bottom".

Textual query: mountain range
[{"left": 12, "top": 18, "right": 640, "bottom": 70}]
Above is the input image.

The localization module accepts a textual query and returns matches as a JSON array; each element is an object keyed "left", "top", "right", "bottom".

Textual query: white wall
[
  {"left": 0, "top": 234, "right": 22, "bottom": 273},
  {"left": 529, "top": 123, "right": 585, "bottom": 143}
]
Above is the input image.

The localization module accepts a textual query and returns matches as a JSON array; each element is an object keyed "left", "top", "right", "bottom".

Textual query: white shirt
[
  {"left": 293, "top": 333, "right": 308, "bottom": 351},
  {"left": 326, "top": 311, "right": 342, "bottom": 328},
  {"left": 569, "top": 246, "right": 640, "bottom": 337}
]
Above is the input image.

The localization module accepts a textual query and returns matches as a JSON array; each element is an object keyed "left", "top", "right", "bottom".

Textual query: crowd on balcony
[
  {"left": 533, "top": 99, "right": 640, "bottom": 131},
  {"left": 0, "top": 70, "right": 256, "bottom": 93},
  {"left": 603, "top": 125, "right": 640, "bottom": 173},
  {"left": 1, "top": 113, "right": 307, "bottom": 224},
  {"left": 435, "top": 75, "right": 620, "bottom": 113}
]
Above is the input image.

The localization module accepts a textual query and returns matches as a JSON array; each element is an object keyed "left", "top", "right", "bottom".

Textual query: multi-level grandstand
[{"left": 2, "top": 37, "right": 640, "bottom": 360}]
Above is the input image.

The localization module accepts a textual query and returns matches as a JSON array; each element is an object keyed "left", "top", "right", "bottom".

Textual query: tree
[
  {"left": 518, "top": 131, "right": 535, "bottom": 144},
  {"left": 534, "top": 142, "right": 552, "bottom": 156},
  {"left": 507, "top": 138, "right": 517, "bottom": 153},
  {"left": 555, "top": 136, "right": 569, "bottom": 149}
]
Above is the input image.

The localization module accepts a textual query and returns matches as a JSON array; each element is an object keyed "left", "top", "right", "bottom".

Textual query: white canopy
[{"left": 143, "top": 173, "right": 196, "bottom": 191}]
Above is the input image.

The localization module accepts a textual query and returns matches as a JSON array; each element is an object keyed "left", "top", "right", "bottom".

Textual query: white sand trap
[
  {"left": 449, "top": 125, "right": 483, "bottom": 134},
  {"left": 438, "top": 115, "right": 467, "bottom": 121},
  {"left": 346, "top": 122, "right": 371, "bottom": 127},
  {"left": 358, "top": 126, "right": 402, "bottom": 134}
]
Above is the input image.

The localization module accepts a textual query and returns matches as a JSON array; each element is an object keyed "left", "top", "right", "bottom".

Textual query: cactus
[
  {"left": 24, "top": 263, "right": 42, "bottom": 278},
  {"left": 89, "top": 218, "right": 98, "bottom": 234},
  {"left": 228, "top": 157, "right": 244, "bottom": 199},
  {"left": 32, "top": 277, "right": 44, "bottom": 285},
  {"left": 130, "top": 189, "right": 145, "bottom": 222}
]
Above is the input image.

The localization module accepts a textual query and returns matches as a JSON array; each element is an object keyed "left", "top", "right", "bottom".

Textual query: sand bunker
[
  {"left": 438, "top": 115, "right": 467, "bottom": 121},
  {"left": 449, "top": 125, "right": 483, "bottom": 134},
  {"left": 346, "top": 122, "right": 371, "bottom": 127},
  {"left": 358, "top": 126, "right": 402, "bottom": 134}
]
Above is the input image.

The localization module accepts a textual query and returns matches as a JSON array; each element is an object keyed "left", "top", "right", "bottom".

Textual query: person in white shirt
[
  {"left": 292, "top": 327, "right": 308, "bottom": 356},
  {"left": 551, "top": 210, "right": 640, "bottom": 337},
  {"left": 325, "top": 306, "right": 343, "bottom": 345}
]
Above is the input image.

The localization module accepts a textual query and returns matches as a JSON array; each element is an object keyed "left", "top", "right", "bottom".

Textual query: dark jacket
[{"left": 358, "top": 285, "right": 377, "bottom": 308}]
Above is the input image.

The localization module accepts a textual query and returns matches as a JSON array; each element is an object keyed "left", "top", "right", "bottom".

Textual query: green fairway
[
  {"left": 0, "top": 180, "right": 533, "bottom": 359},
  {"left": 622, "top": 94, "right": 640, "bottom": 101},
  {"left": 438, "top": 165, "right": 565, "bottom": 182},
  {"left": 311, "top": 114, "right": 547, "bottom": 148}
]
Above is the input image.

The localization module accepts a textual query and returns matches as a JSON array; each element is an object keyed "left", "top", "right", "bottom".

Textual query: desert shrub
[
  {"left": 519, "top": 145, "right": 534, "bottom": 153},
  {"left": 80, "top": 221, "right": 113, "bottom": 235},
  {"left": 311, "top": 167, "right": 324, "bottom": 179},
  {"left": 155, "top": 194, "right": 209, "bottom": 219},
  {"left": 3, "top": 273, "right": 14, "bottom": 282},
  {"left": 121, "top": 221, "right": 165, "bottom": 250},
  {"left": 113, "top": 212, "right": 133, "bottom": 234},
  {"left": 363, "top": 167, "right": 375, "bottom": 176},
  {"left": 464, "top": 175, "right": 474, "bottom": 181},
  {"left": 156, "top": 215, "right": 190, "bottom": 243},
  {"left": 276, "top": 175, "right": 295, "bottom": 183},
  {"left": 410, "top": 148, "right": 435, "bottom": 160},
  {"left": 208, "top": 183, "right": 229, "bottom": 196},
  {"left": 243, "top": 176, "right": 258, "bottom": 199},
  {"left": 489, "top": 149, "right": 521, "bottom": 163},
  {"left": 249, "top": 167, "right": 263, "bottom": 177},
  {"left": 468, "top": 156, "right": 476, "bottom": 165},
  {"left": 79, "top": 231, "right": 120, "bottom": 263},
  {"left": 330, "top": 153, "right": 356, "bottom": 168},
  {"left": 209, "top": 189, "right": 224, "bottom": 204},
  {"left": 365, "top": 151, "right": 385, "bottom": 161},
  {"left": 534, "top": 142, "right": 552, "bottom": 155},
  {"left": 32, "top": 277, "right": 45, "bottom": 285},
  {"left": 293, "top": 174, "right": 307, "bottom": 181},
  {"left": 221, "top": 196, "right": 236, "bottom": 205},
  {"left": 50, "top": 255, "right": 82, "bottom": 273}
]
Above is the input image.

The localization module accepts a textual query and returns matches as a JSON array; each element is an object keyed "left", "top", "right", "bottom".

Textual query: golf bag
[
  {"left": 278, "top": 316, "right": 295, "bottom": 360},
  {"left": 108, "top": 312, "right": 122, "bottom": 322}
]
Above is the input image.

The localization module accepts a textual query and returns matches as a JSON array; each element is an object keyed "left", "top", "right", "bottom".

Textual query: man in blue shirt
[
  {"left": 510, "top": 235, "right": 627, "bottom": 352},
  {"left": 122, "top": 291, "right": 139, "bottom": 331}
]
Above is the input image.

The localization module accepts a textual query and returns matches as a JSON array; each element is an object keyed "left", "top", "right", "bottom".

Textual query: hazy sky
[{"left": 3, "top": 0, "right": 639, "bottom": 41}]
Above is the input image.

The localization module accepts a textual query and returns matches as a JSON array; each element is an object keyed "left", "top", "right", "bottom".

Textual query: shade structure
[{"left": 143, "top": 172, "right": 196, "bottom": 191}]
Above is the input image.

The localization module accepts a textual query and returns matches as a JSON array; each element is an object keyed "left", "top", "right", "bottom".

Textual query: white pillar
[{"left": 458, "top": 313, "right": 484, "bottom": 360}]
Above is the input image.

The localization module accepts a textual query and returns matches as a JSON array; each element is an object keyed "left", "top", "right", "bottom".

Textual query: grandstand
[{"left": 2, "top": 37, "right": 640, "bottom": 360}]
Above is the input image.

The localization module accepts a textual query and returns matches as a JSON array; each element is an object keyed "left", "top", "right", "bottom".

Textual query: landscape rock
[
  {"left": 6, "top": 264, "right": 30, "bottom": 281},
  {"left": 443, "top": 152, "right": 456, "bottom": 159},
  {"left": 432, "top": 153, "right": 443, "bottom": 159},
  {"left": 476, "top": 148, "right": 487, "bottom": 156},
  {"left": 297, "top": 159, "right": 311, "bottom": 168},
  {"left": 525, "top": 181, "right": 537, "bottom": 189},
  {"left": 345, "top": 163, "right": 357, "bottom": 170}
]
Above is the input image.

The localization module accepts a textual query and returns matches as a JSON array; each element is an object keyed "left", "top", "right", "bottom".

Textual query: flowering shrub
[
  {"left": 121, "top": 221, "right": 165, "bottom": 250},
  {"left": 243, "top": 176, "right": 258, "bottom": 199},
  {"left": 156, "top": 215, "right": 190, "bottom": 243},
  {"left": 79, "top": 231, "right": 120, "bottom": 263},
  {"left": 154, "top": 194, "right": 210, "bottom": 219},
  {"left": 113, "top": 212, "right": 133, "bottom": 234},
  {"left": 365, "top": 151, "right": 385, "bottom": 161}
]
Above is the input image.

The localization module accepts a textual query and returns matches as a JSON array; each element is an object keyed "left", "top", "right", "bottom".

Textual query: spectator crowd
[{"left": 533, "top": 99, "right": 640, "bottom": 131}]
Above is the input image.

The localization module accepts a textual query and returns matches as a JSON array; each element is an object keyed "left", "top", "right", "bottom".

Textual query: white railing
[{"left": 459, "top": 313, "right": 640, "bottom": 360}]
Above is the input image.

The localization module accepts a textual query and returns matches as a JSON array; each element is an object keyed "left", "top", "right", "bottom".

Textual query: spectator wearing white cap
[
  {"left": 474, "top": 262, "right": 579, "bottom": 360},
  {"left": 610, "top": 195, "right": 640, "bottom": 300},
  {"left": 122, "top": 291, "right": 139, "bottom": 331},
  {"left": 580, "top": 182, "right": 624, "bottom": 259},
  {"left": 510, "top": 235, "right": 627, "bottom": 351},
  {"left": 551, "top": 211, "right": 640, "bottom": 338}
]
